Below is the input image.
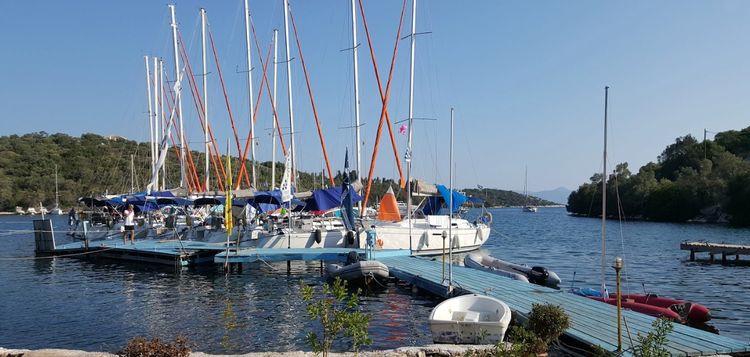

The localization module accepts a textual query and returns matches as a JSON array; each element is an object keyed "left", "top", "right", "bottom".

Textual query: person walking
[{"left": 123, "top": 204, "right": 135, "bottom": 244}]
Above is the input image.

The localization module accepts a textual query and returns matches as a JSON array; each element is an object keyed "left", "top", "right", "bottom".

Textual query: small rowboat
[
  {"left": 325, "top": 251, "right": 389, "bottom": 285},
  {"left": 429, "top": 294, "right": 512, "bottom": 344}
]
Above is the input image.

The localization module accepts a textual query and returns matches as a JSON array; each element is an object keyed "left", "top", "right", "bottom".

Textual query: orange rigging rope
[
  {"left": 358, "top": 0, "right": 408, "bottom": 213},
  {"left": 288, "top": 9, "right": 335, "bottom": 187}
]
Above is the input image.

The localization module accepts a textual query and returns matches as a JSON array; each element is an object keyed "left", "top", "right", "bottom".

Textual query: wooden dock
[
  {"left": 681, "top": 241, "right": 750, "bottom": 264},
  {"left": 379, "top": 256, "right": 749, "bottom": 356},
  {"left": 50, "top": 239, "right": 226, "bottom": 267}
]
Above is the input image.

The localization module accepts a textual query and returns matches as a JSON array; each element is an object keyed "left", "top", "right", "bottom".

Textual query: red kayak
[
  {"left": 619, "top": 293, "right": 711, "bottom": 324},
  {"left": 589, "top": 296, "right": 682, "bottom": 321}
]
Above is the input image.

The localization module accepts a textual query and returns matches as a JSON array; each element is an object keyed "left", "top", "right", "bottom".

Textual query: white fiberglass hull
[
  {"left": 429, "top": 294, "right": 511, "bottom": 344},
  {"left": 369, "top": 217, "right": 490, "bottom": 256}
]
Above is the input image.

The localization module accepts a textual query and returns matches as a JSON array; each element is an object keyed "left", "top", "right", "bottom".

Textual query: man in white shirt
[{"left": 123, "top": 204, "right": 135, "bottom": 244}]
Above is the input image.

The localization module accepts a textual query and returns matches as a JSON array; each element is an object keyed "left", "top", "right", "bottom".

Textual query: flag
[
  {"left": 280, "top": 150, "right": 293, "bottom": 203},
  {"left": 341, "top": 148, "right": 355, "bottom": 231},
  {"left": 399, "top": 124, "right": 407, "bottom": 135},
  {"left": 225, "top": 149, "right": 233, "bottom": 233}
]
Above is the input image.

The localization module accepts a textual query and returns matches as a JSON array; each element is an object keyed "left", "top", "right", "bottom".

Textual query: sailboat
[
  {"left": 50, "top": 165, "right": 64, "bottom": 215},
  {"left": 572, "top": 87, "right": 712, "bottom": 327},
  {"left": 522, "top": 166, "right": 537, "bottom": 212}
]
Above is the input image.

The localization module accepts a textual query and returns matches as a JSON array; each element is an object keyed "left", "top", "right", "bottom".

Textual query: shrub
[
  {"left": 527, "top": 303, "right": 570, "bottom": 353},
  {"left": 634, "top": 318, "right": 673, "bottom": 357},
  {"left": 118, "top": 336, "right": 191, "bottom": 357}
]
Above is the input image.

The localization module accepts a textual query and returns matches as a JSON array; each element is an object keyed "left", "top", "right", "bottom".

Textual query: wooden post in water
[{"left": 690, "top": 250, "right": 695, "bottom": 261}]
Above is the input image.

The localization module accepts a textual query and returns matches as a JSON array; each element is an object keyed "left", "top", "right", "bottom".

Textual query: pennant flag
[
  {"left": 399, "top": 124, "right": 407, "bottom": 135},
  {"left": 280, "top": 149, "right": 293, "bottom": 203}
]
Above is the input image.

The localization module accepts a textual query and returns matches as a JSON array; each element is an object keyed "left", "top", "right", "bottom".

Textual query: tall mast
[
  {"left": 54, "top": 164, "right": 60, "bottom": 208},
  {"left": 145, "top": 56, "right": 155, "bottom": 183},
  {"left": 283, "top": 0, "right": 297, "bottom": 185},
  {"left": 130, "top": 154, "right": 136, "bottom": 193},
  {"left": 271, "top": 29, "right": 279, "bottom": 189},
  {"left": 244, "top": 0, "right": 257, "bottom": 189},
  {"left": 405, "top": 0, "right": 417, "bottom": 252},
  {"left": 201, "top": 8, "right": 210, "bottom": 192},
  {"left": 601, "top": 86, "right": 609, "bottom": 297},
  {"left": 159, "top": 59, "right": 166, "bottom": 191},
  {"left": 448, "top": 107, "right": 454, "bottom": 288},
  {"left": 351, "top": 0, "right": 362, "bottom": 192},
  {"left": 153, "top": 57, "right": 161, "bottom": 190},
  {"left": 169, "top": 4, "right": 187, "bottom": 190}
]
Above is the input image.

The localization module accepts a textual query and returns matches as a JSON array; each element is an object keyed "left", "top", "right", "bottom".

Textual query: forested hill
[
  {"left": 567, "top": 126, "right": 750, "bottom": 226},
  {"left": 0, "top": 132, "right": 510, "bottom": 211},
  {"left": 463, "top": 188, "right": 556, "bottom": 207}
]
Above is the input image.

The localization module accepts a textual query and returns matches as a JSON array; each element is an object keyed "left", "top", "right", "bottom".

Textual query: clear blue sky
[{"left": 2, "top": 1, "right": 749, "bottom": 192}]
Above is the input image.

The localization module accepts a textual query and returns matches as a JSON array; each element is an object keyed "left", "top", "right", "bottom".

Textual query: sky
[{"left": 1, "top": 1, "right": 749, "bottom": 192}]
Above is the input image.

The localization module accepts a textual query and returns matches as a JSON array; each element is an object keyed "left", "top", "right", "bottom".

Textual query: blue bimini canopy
[
  {"left": 421, "top": 185, "right": 468, "bottom": 215},
  {"left": 304, "top": 187, "right": 363, "bottom": 212}
]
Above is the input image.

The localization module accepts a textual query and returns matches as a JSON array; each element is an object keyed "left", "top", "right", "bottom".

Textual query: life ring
[
  {"left": 480, "top": 212, "right": 493, "bottom": 225},
  {"left": 376, "top": 238, "right": 384, "bottom": 248}
]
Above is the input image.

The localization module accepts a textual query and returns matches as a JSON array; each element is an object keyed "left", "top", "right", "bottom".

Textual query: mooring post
[
  {"left": 709, "top": 253, "right": 714, "bottom": 263},
  {"left": 722, "top": 253, "right": 727, "bottom": 265},
  {"left": 690, "top": 250, "right": 695, "bottom": 261},
  {"left": 319, "top": 260, "right": 323, "bottom": 276}
]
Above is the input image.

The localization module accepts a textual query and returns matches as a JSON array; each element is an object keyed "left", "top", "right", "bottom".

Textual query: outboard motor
[
  {"left": 345, "top": 250, "right": 360, "bottom": 266},
  {"left": 528, "top": 266, "right": 550, "bottom": 285}
]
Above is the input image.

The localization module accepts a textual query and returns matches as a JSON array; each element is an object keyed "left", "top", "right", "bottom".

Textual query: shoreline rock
[{"left": 1, "top": 345, "right": 498, "bottom": 357}]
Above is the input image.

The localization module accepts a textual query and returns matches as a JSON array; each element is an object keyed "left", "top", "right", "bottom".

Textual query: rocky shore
[{"left": 0, "top": 345, "right": 498, "bottom": 357}]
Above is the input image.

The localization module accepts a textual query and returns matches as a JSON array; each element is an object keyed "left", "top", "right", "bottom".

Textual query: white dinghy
[
  {"left": 429, "top": 294, "right": 512, "bottom": 344},
  {"left": 464, "top": 252, "right": 561, "bottom": 289}
]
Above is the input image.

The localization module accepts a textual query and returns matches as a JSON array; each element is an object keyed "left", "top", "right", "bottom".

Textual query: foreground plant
[
  {"left": 634, "top": 318, "right": 673, "bottom": 357},
  {"left": 301, "top": 277, "right": 372, "bottom": 356}
]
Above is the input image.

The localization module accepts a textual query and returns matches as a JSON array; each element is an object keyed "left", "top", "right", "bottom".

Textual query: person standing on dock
[{"left": 123, "top": 204, "right": 135, "bottom": 244}]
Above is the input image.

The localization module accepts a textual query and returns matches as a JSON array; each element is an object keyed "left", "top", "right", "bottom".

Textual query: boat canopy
[
  {"left": 304, "top": 187, "right": 363, "bottom": 212},
  {"left": 421, "top": 185, "right": 469, "bottom": 216},
  {"left": 78, "top": 197, "right": 111, "bottom": 207}
]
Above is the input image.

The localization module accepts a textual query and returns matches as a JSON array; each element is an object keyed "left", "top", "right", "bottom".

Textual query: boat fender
[
  {"left": 346, "top": 250, "right": 360, "bottom": 265},
  {"left": 346, "top": 230, "right": 355, "bottom": 246},
  {"left": 480, "top": 212, "right": 493, "bottom": 225},
  {"left": 528, "top": 266, "right": 549, "bottom": 285},
  {"left": 376, "top": 238, "right": 384, "bottom": 248},
  {"left": 314, "top": 229, "right": 322, "bottom": 244}
]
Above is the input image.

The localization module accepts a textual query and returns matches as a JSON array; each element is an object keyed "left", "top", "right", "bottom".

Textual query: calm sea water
[{"left": 0, "top": 207, "right": 747, "bottom": 353}]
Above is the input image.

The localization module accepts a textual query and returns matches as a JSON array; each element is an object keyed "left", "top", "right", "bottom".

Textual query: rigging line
[
  {"left": 178, "top": 27, "right": 228, "bottom": 191},
  {"left": 288, "top": 9, "right": 335, "bottom": 187},
  {"left": 248, "top": 16, "right": 287, "bottom": 156},
  {"left": 235, "top": 42, "right": 272, "bottom": 190},
  {"left": 162, "top": 74, "right": 197, "bottom": 192},
  {"left": 208, "top": 28, "right": 251, "bottom": 189},
  {"left": 613, "top": 172, "right": 632, "bottom": 294},
  {"left": 358, "top": 0, "right": 409, "bottom": 214}
]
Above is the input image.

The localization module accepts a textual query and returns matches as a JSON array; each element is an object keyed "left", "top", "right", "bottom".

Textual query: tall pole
[
  {"left": 153, "top": 57, "right": 161, "bottom": 190},
  {"left": 169, "top": 4, "right": 187, "bottom": 190},
  {"left": 283, "top": 0, "right": 297, "bottom": 185},
  {"left": 601, "top": 86, "right": 609, "bottom": 298},
  {"left": 201, "top": 8, "right": 210, "bottom": 192},
  {"left": 130, "top": 154, "right": 136, "bottom": 193},
  {"left": 405, "top": 0, "right": 417, "bottom": 253},
  {"left": 159, "top": 59, "right": 166, "bottom": 191},
  {"left": 448, "top": 107, "right": 454, "bottom": 289},
  {"left": 145, "top": 56, "right": 155, "bottom": 183},
  {"left": 351, "top": 0, "right": 362, "bottom": 199},
  {"left": 244, "top": 0, "right": 257, "bottom": 189},
  {"left": 271, "top": 29, "right": 279, "bottom": 189}
]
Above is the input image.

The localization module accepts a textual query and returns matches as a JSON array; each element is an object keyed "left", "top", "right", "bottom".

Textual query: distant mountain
[{"left": 528, "top": 187, "right": 572, "bottom": 205}]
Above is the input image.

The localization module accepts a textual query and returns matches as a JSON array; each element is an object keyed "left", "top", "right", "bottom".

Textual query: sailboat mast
[
  {"left": 153, "top": 57, "right": 161, "bottom": 190},
  {"left": 54, "top": 164, "right": 60, "bottom": 208},
  {"left": 130, "top": 154, "right": 136, "bottom": 193},
  {"left": 159, "top": 59, "right": 166, "bottom": 191},
  {"left": 169, "top": 4, "right": 187, "bottom": 190},
  {"left": 351, "top": 0, "right": 362, "bottom": 194},
  {"left": 283, "top": 0, "right": 297, "bottom": 185},
  {"left": 601, "top": 86, "right": 609, "bottom": 297},
  {"left": 145, "top": 56, "right": 155, "bottom": 183},
  {"left": 448, "top": 107, "right": 454, "bottom": 287},
  {"left": 271, "top": 29, "right": 279, "bottom": 189},
  {"left": 406, "top": 0, "right": 417, "bottom": 252},
  {"left": 244, "top": 0, "right": 257, "bottom": 189},
  {"left": 201, "top": 8, "right": 210, "bottom": 192}
]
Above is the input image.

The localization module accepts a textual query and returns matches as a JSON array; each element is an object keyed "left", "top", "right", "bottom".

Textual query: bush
[
  {"left": 527, "top": 304, "right": 570, "bottom": 353},
  {"left": 634, "top": 318, "right": 673, "bottom": 357},
  {"left": 118, "top": 336, "right": 191, "bottom": 357}
]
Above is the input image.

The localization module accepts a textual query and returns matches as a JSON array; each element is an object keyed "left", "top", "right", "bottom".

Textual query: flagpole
[{"left": 224, "top": 139, "right": 233, "bottom": 272}]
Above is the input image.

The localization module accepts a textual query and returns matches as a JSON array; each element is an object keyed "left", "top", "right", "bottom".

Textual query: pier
[
  {"left": 681, "top": 241, "right": 750, "bottom": 264},
  {"left": 379, "top": 256, "right": 749, "bottom": 356}
]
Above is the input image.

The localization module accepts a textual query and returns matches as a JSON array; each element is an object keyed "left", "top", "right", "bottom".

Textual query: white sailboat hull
[{"left": 370, "top": 217, "right": 490, "bottom": 256}]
